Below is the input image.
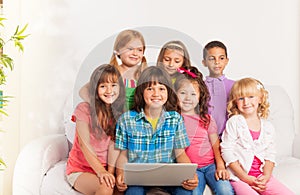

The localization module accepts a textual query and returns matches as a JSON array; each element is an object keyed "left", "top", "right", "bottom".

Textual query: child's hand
[
  {"left": 243, "top": 175, "right": 266, "bottom": 192},
  {"left": 97, "top": 171, "right": 115, "bottom": 189},
  {"left": 182, "top": 173, "right": 198, "bottom": 190},
  {"left": 251, "top": 174, "right": 269, "bottom": 192},
  {"left": 116, "top": 173, "right": 128, "bottom": 192},
  {"left": 215, "top": 167, "right": 230, "bottom": 180}
]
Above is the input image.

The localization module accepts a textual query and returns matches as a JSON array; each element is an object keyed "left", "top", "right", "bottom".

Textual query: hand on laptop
[{"left": 182, "top": 173, "right": 198, "bottom": 190}]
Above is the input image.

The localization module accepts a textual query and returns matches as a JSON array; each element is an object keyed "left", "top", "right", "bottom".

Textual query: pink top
[
  {"left": 249, "top": 129, "right": 262, "bottom": 177},
  {"left": 183, "top": 114, "right": 218, "bottom": 168},
  {"left": 66, "top": 102, "right": 111, "bottom": 175}
]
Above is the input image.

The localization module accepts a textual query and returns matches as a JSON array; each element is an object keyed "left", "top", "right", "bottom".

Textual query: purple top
[{"left": 205, "top": 75, "right": 234, "bottom": 136}]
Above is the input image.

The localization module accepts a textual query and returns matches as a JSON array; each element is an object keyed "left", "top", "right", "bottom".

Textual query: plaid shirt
[{"left": 115, "top": 109, "right": 190, "bottom": 163}]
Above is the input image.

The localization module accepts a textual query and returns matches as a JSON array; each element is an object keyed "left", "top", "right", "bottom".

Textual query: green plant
[{"left": 0, "top": 16, "right": 29, "bottom": 169}]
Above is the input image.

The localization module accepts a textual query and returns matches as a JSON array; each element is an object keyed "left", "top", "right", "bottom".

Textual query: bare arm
[
  {"left": 209, "top": 133, "right": 230, "bottom": 180},
  {"left": 79, "top": 82, "right": 90, "bottom": 103},
  {"left": 175, "top": 148, "right": 198, "bottom": 190},
  {"left": 76, "top": 120, "right": 115, "bottom": 188},
  {"left": 115, "top": 150, "right": 128, "bottom": 192},
  {"left": 107, "top": 141, "right": 120, "bottom": 175}
]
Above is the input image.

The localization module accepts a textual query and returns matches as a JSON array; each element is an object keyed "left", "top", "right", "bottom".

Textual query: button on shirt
[
  {"left": 205, "top": 75, "right": 234, "bottom": 136},
  {"left": 115, "top": 109, "right": 190, "bottom": 163}
]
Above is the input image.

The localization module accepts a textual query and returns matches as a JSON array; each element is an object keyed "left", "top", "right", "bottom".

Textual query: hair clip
[{"left": 177, "top": 67, "right": 197, "bottom": 78}]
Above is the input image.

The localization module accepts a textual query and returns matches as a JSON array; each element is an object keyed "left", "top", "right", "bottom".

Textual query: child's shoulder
[
  {"left": 75, "top": 102, "right": 90, "bottom": 111},
  {"left": 165, "top": 110, "right": 182, "bottom": 118}
]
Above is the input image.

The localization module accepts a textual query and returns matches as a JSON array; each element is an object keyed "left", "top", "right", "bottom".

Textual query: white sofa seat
[{"left": 12, "top": 85, "right": 300, "bottom": 195}]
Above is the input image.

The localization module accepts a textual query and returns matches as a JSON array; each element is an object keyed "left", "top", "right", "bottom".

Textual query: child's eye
[
  {"left": 179, "top": 91, "right": 186, "bottom": 95},
  {"left": 192, "top": 93, "right": 196, "bottom": 96},
  {"left": 249, "top": 96, "right": 255, "bottom": 98},
  {"left": 220, "top": 56, "right": 226, "bottom": 61},
  {"left": 208, "top": 57, "right": 215, "bottom": 62},
  {"left": 238, "top": 97, "right": 244, "bottom": 101},
  {"left": 163, "top": 57, "right": 170, "bottom": 62},
  {"left": 112, "top": 83, "right": 118, "bottom": 87},
  {"left": 159, "top": 87, "right": 166, "bottom": 91}
]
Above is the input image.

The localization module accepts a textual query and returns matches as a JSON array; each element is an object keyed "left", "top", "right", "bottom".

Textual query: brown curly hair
[{"left": 174, "top": 66, "right": 211, "bottom": 128}]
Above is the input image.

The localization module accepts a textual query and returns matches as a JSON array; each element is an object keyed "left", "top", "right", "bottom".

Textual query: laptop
[{"left": 124, "top": 163, "right": 197, "bottom": 186}]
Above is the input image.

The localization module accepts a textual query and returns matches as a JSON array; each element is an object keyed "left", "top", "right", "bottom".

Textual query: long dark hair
[
  {"left": 132, "top": 66, "right": 180, "bottom": 113},
  {"left": 89, "top": 64, "right": 125, "bottom": 140}
]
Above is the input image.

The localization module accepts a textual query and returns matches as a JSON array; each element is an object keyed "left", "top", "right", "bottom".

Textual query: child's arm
[
  {"left": 79, "top": 82, "right": 90, "bottom": 103},
  {"left": 174, "top": 148, "right": 191, "bottom": 163},
  {"left": 257, "top": 160, "right": 274, "bottom": 184},
  {"left": 107, "top": 141, "right": 120, "bottom": 175},
  {"left": 115, "top": 150, "right": 128, "bottom": 192},
  {"left": 209, "top": 133, "right": 230, "bottom": 180},
  {"left": 174, "top": 148, "right": 198, "bottom": 190},
  {"left": 77, "top": 120, "right": 115, "bottom": 189}
]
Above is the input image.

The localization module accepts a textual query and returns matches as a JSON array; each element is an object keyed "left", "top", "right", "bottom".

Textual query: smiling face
[
  {"left": 143, "top": 82, "right": 168, "bottom": 111},
  {"left": 202, "top": 47, "right": 229, "bottom": 78},
  {"left": 161, "top": 49, "right": 184, "bottom": 76},
  {"left": 117, "top": 38, "right": 144, "bottom": 68},
  {"left": 177, "top": 80, "right": 200, "bottom": 115},
  {"left": 235, "top": 95, "right": 261, "bottom": 118},
  {"left": 97, "top": 81, "right": 120, "bottom": 105}
]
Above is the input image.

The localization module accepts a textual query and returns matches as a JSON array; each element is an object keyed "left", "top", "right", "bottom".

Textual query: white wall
[{"left": 1, "top": 0, "right": 299, "bottom": 194}]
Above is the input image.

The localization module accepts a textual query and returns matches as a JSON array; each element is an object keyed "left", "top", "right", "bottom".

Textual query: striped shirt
[{"left": 115, "top": 109, "right": 190, "bottom": 163}]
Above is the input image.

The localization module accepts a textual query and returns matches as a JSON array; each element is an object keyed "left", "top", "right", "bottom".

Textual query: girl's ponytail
[
  {"left": 134, "top": 56, "right": 147, "bottom": 80},
  {"left": 109, "top": 54, "right": 120, "bottom": 70}
]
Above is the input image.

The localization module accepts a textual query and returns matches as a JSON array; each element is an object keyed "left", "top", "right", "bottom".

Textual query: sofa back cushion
[{"left": 266, "top": 85, "right": 295, "bottom": 158}]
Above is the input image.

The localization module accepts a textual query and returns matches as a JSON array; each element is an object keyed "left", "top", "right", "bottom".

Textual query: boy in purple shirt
[{"left": 202, "top": 41, "right": 234, "bottom": 137}]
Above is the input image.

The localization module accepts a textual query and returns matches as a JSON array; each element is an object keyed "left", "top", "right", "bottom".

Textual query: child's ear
[{"left": 202, "top": 59, "right": 207, "bottom": 67}]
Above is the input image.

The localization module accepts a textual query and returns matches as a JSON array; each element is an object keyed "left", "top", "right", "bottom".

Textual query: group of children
[{"left": 65, "top": 29, "right": 295, "bottom": 195}]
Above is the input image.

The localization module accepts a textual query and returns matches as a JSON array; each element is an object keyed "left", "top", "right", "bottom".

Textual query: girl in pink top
[
  {"left": 66, "top": 64, "right": 125, "bottom": 195},
  {"left": 221, "top": 78, "right": 295, "bottom": 194},
  {"left": 174, "top": 67, "right": 234, "bottom": 195}
]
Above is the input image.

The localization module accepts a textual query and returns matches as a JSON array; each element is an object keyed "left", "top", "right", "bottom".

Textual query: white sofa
[{"left": 12, "top": 85, "right": 300, "bottom": 195}]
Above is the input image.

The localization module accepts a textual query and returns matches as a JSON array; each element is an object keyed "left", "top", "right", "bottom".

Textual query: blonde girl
[
  {"left": 221, "top": 78, "right": 295, "bottom": 195},
  {"left": 80, "top": 29, "right": 147, "bottom": 110}
]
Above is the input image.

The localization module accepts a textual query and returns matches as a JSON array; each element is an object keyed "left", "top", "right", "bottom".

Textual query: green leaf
[
  {"left": 0, "top": 108, "right": 8, "bottom": 116},
  {"left": 0, "top": 158, "right": 6, "bottom": 170},
  {"left": 0, "top": 54, "right": 14, "bottom": 70},
  {"left": 16, "top": 23, "right": 28, "bottom": 36}
]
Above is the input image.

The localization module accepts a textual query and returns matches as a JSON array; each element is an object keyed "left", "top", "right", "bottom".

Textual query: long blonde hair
[
  {"left": 227, "top": 78, "right": 270, "bottom": 119},
  {"left": 110, "top": 29, "right": 147, "bottom": 80}
]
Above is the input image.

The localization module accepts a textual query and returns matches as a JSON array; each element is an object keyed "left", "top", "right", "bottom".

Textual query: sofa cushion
[
  {"left": 41, "top": 160, "right": 82, "bottom": 195},
  {"left": 272, "top": 157, "right": 300, "bottom": 194}
]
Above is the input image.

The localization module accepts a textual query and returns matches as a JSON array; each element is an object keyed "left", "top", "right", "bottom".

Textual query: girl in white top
[{"left": 221, "top": 78, "right": 295, "bottom": 195}]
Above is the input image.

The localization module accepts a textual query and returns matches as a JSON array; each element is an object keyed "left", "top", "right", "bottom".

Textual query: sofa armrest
[
  {"left": 13, "top": 134, "right": 69, "bottom": 195},
  {"left": 293, "top": 132, "right": 300, "bottom": 159}
]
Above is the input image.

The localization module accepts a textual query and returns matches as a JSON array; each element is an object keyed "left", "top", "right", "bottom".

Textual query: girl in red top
[{"left": 66, "top": 64, "right": 125, "bottom": 195}]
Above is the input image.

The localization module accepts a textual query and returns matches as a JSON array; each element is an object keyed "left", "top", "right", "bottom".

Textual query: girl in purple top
[{"left": 202, "top": 41, "right": 234, "bottom": 136}]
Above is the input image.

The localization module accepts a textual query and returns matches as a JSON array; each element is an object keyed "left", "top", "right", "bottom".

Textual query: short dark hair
[
  {"left": 203, "top": 40, "right": 227, "bottom": 59},
  {"left": 132, "top": 66, "right": 180, "bottom": 113}
]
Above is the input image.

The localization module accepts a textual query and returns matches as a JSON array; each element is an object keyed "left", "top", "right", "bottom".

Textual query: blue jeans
[
  {"left": 125, "top": 186, "right": 193, "bottom": 195},
  {"left": 193, "top": 163, "right": 234, "bottom": 195}
]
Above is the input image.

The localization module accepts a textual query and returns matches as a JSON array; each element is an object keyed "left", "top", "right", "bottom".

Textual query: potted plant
[{"left": 0, "top": 16, "right": 29, "bottom": 170}]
